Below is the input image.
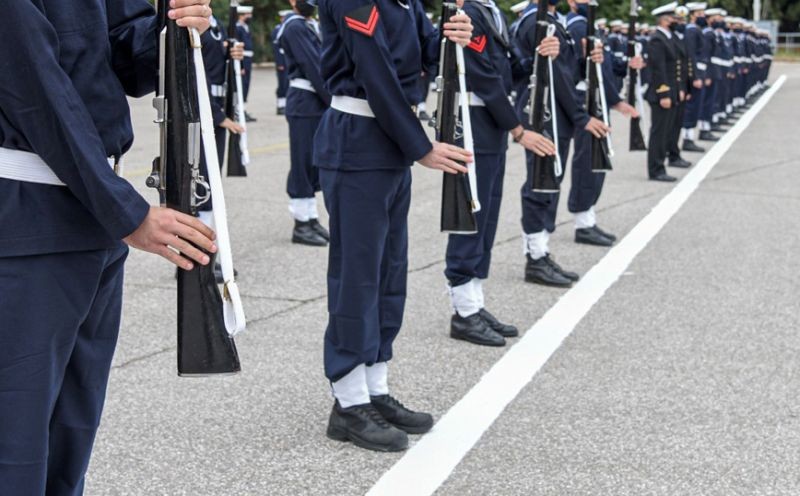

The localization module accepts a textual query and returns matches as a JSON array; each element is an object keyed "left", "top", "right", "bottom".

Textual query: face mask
[
  {"left": 734, "top": 28, "right": 742, "bottom": 33},
  {"left": 296, "top": 0, "right": 316, "bottom": 17},
  {"left": 712, "top": 21, "right": 724, "bottom": 29},
  {"left": 576, "top": 3, "right": 588, "bottom": 17},
  {"left": 668, "top": 22, "right": 677, "bottom": 32},
  {"left": 695, "top": 16, "right": 707, "bottom": 27},
  {"left": 675, "top": 23, "right": 686, "bottom": 33},
  {"left": 244, "top": 17, "right": 252, "bottom": 25}
]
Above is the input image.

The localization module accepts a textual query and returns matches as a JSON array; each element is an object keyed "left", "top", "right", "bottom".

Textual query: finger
[
  {"left": 159, "top": 245, "right": 194, "bottom": 271},
  {"left": 170, "top": 0, "right": 210, "bottom": 7},
  {"left": 439, "top": 157, "right": 469, "bottom": 174},
  {"left": 445, "top": 143, "right": 473, "bottom": 157},
  {"left": 175, "top": 211, "right": 217, "bottom": 243},
  {"left": 176, "top": 222, "right": 216, "bottom": 253},
  {"left": 177, "top": 18, "right": 211, "bottom": 30},
  {"left": 169, "top": 237, "right": 211, "bottom": 266},
  {"left": 169, "top": 5, "right": 210, "bottom": 20}
]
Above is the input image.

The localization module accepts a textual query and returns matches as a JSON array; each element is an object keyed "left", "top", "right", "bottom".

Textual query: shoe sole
[
  {"left": 388, "top": 421, "right": 434, "bottom": 435},
  {"left": 524, "top": 275, "right": 573, "bottom": 288},
  {"left": 326, "top": 425, "right": 408, "bottom": 452},
  {"left": 574, "top": 238, "right": 613, "bottom": 247},
  {"left": 292, "top": 237, "right": 328, "bottom": 247},
  {"left": 449, "top": 332, "right": 506, "bottom": 347}
]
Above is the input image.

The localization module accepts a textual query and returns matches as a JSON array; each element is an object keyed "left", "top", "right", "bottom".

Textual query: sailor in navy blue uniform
[
  {"left": 697, "top": 7, "right": 720, "bottom": 141},
  {"left": 272, "top": 10, "right": 293, "bottom": 115},
  {"left": 713, "top": 17, "right": 735, "bottom": 126},
  {"left": 444, "top": 0, "right": 558, "bottom": 348},
  {"left": 277, "top": 0, "right": 331, "bottom": 247},
  {"left": 680, "top": 2, "right": 709, "bottom": 152},
  {"left": 236, "top": 5, "right": 257, "bottom": 121},
  {"left": 513, "top": 0, "right": 610, "bottom": 288},
  {"left": 315, "top": 0, "right": 474, "bottom": 452},
  {"left": 607, "top": 20, "right": 627, "bottom": 90},
  {"left": 0, "top": 2, "right": 215, "bottom": 494}
]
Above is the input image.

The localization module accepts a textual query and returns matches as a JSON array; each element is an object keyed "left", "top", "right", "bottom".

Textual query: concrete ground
[{"left": 86, "top": 64, "right": 799, "bottom": 495}]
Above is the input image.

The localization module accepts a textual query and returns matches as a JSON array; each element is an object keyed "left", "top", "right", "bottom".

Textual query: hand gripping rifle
[
  {"left": 627, "top": 0, "right": 647, "bottom": 151},
  {"left": 586, "top": 0, "right": 613, "bottom": 172},
  {"left": 226, "top": 0, "right": 250, "bottom": 177},
  {"left": 527, "top": 0, "right": 561, "bottom": 193},
  {"left": 149, "top": 0, "right": 246, "bottom": 376},
  {"left": 432, "top": 2, "right": 480, "bottom": 234}
]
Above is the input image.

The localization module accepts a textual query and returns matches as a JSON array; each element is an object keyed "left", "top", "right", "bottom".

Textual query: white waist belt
[
  {"left": 461, "top": 92, "right": 486, "bottom": 107},
  {"left": 210, "top": 84, "right": 226, "bottom": 98},
  {"left": 289, "top": 78, "right": 317, "bottom": 93},
  {"left": 696, "top": 62, "right": 708, "bottom": 71},
  {"left": 331, "top": 95, "right": 375, "bottom": 118},
  {"left": 711, "top": 57, "right": 734, "bottom": 67},
  {"left": 0, "top": 148, "right": 120, "bottom": 187},
  {"left": 243, "top": 50, "right": 254, "bottom": 58}
]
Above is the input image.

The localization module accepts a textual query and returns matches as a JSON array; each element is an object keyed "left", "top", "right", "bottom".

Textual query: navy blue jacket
[
  {"left": 271, "top": 24, "right": 286, "bottom": 70},
  {"left": 314, "top": 0, "right": 439, "bottom": 170},
  {"left": 565, "top": 13, "right": 622, "bottom": 109},
  {"left": 684, "top": 23, "right": 705, "bottom": 81},
  {"left": 277, "top": 14, "right": 331, "bottom": 117},
  {"left": 203, "top": 17, "right": 228, "bottom": 127},
  {"left": 236, "top": 22, "right": 254, "bottom": 71},
  {"left": 0, "top": 0, "right": 155, "bottom": 257}
]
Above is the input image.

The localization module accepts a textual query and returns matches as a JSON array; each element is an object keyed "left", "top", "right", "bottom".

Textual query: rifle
[
  {"left": 627, "top": 0, "right": 647, "bottom": 151},
  {"left": 149, "top": 0, "right": 244, "bottom": 376},
  {"left": 527, "top": 0, "right": 560, "bottom": 192},
  {"left": 433, "top": 2, "right": 480, "bottom": 234},
  {"left": 586, "top": 0, "right": 613, "bottom": 172},
  {"left": 226, "top": 0, "right": 250, "bottom": 177}
]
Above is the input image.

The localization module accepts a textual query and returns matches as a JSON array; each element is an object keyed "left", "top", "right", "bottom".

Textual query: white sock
[
  {"left": 523, "top": 230, "right": 550, "bottom": 260},
  {"left": 288, "top": 198, "right": 312, "bottom": 222},
  {"left": 574, "top": 207, "right": 596, "bottom": 230},
  {"left": 449, "top": 280, "right": 480, "bottom": 317},
  {"left": 197, "top": 210, "right": 214, "bottom": 229},
  {"left": 277, "top": 97, "right": 286, "bottom": 108},
  {"left": 304, "top": 197, "right": 319, "bottom": 220},
  {"left": 682, "top": 128, "right": 695, "bottom": 141},
  {"left": 474, "top": 279, "right": 485, "bottom": 310},
  {"left": 331, "top": 364, "right": 369, "bottom": 408},
  {"left": 366, "top": 362, "right": 389, "bottom": 396}
]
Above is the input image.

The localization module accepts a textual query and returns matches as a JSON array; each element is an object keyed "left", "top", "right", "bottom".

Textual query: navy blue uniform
[
  {"left": 315, "top": 0, "right": 438, "bottom": 383},
  {"left": 682, "top": 22, "right": 705, "bottom": 131},
  {"left": 0, "top": 1, "right": 156, "bottom": 493},
  {"left": 278, "top": 14, "right": 331, "bottom": 200},
  {"left": 271, "top": 23, "right": 289, "bottom": 109},
  {"left": 236, "top": 22, "right": 255, "bottom": 101},
  {"left": 699, "top": 26, "right": 717, "bottom": 127}
]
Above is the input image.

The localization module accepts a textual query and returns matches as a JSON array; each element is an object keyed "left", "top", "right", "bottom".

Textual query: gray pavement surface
[{"left": 87, "top": 64, "right": 799, "bottom": 495}]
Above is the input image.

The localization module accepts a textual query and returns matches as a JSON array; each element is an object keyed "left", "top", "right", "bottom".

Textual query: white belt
[
  {"left": 243, "top": 50, "right": 254, "bottom": 58},
  {"left": 0, "top": 148, "right": 120, "bottom": 187},
  {"left": 711, "top": 57, "right": 734, "bottom": 67},
  {"left": 210, "top": 84, "right": 226, "bottom": 98},
  {"left": 743, "top": 57, "right": 753, "bottom": 63},
  {"left": 330, "top": 95, "right": 375, "bottom": 118},
  {"left": 464, "top": 92, "right": 486, "bottom": 107},
  {"left": 289, "top": 78, "right": 317, "bottom": 93},
  {"left": 696, "top": 62, "right": 708, "bottom": 71}
]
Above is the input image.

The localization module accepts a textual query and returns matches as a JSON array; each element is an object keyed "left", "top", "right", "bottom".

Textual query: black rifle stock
[
  {"left": 226, "top": 0, "right": 248, "bottom": 176},
  {"left": 627, "top": 0, "right": 647, "bottom": 151},
  {"left": 586, "top": 1, "right": 613, "bottom": 172},
  {"left": 150, "top": 0, "right": 241, "bottom": 376}
]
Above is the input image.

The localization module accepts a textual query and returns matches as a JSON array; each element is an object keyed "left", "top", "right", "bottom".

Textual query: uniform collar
[{"left": 657, "top": 26, "right": 672, "bottom": 39}]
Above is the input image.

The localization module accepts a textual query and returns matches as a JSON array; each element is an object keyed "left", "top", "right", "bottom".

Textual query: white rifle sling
[
  {"left": 455, "top": 40, "right": 481, "bottom": 214},
  {"left": 232, "top": 56, "right": 250, "bottom": 165},
  {"left": 594, "top": 40, "right": 615, "bottom": 158},
  {"left": 545, "top": 24, "right": 562, "bottom": 177}
]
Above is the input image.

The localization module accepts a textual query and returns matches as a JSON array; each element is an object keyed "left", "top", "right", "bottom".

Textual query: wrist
[{"left": 511, "top": 126, "right": 525, "bottom": 143}]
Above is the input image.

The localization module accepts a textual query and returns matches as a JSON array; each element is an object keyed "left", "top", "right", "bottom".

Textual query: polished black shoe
[
  {"left": 245, "top": 112, "right": 257, "bottom": 123},
  {"left": 668, "top": 158, "right": 691, "bottom": 168},
  {"left": 710, "top": 123, "right": 725, "bottom": 132},
  {"left": 575, "top": 227, "right": 613, "bottom": 247},
  {"left": 525, "top": 255, "right": 573, "bottom": 287},
  {"left": 309, "top": 218, "right": 330, "bottom": 241},
  {"left": 592, "top": 225, "right": 617, "bottom": 242},
  {"left": 650, "top": 173, "right": 677, "bottom": 182},
  {"left": 371, "top": 395, "right": 434, "bottom": 435},
  {"left": 450, "top": 313, "right": 506, "bottom": 347},
  {"left": 276, "top": 107, "right": 286, "bottom": 116},
  {"left": 698, "top": 131, "right": 720, "bottom": 141},
  {"left": 292, "top": 220, "right": 328, "bottom": 246},
  {"left": 545, "top": 255, "right": 579, "bottom": 282},
  {"left": 326, "top": 401, "right": 408, "bottom": 452},
  {"left": 417, "top": 110, "right": 431, "bottom": 121},
  {"left": 479, "top": 309, "right": 519, "bottom": 338},
  {"left": 682, "top": 140, "right": 705, "bottom": 153},
  {"left": 213, "top": 263, "right": 239, "bottom": 284}
]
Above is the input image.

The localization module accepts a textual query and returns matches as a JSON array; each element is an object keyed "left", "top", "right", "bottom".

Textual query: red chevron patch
[
  {"left": 345, "top": 5, "right": 380, "bottom": 37},
  {"left": 467, "top": 35, "right": 487, "bottom": 53}
]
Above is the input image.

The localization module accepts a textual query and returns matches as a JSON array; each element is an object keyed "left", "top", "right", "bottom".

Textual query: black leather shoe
[
  {"left": 682, "top": 140, "right": 705, "bottom": 152},
  {"left": 450, "top": 313, "right": 506, "bottom": 347},
  {"left": 371, "top": 395, "right": 434, "bottom": 434},
  {"left": 309, "top": 218, "right": 330, "bottom": 241},
  {"left": 575, "top": 227, "right": 613, "bottom": 247},
  {"left": 276, "top": 107, "right": 286, "bottom": 116},
  {"left": 213, "top": 264, "right": 239, "bottom": 284},
  {"left": 650, "top": 173, "right": 677, "bottom": 182},
  {"left": 479, "top": 309, "right": 519, "bottom": 338},
  {"left": 292, "top": 220, "right": 328, "bottom": 246},
  {"left": 245, "top": 112, "right": 257, "bottom": 123},
  {"left": 710, "top": 123, "right": 725, "bottom": 132},
  {"left": 545, "top": 255, "right": 579, "bottom": 282},
  {"left": 417, "top": 110, "right": 431, "bottom": 121},
  {"left": 326, "top": 401, "right": 408, "bottom": 452},
  {"left": 592, "top": 225, "right": 617, "bottom": 242},
  {"left": 668, "top": 158, "right": 691, "bottom": 168},
  {"left": 525, "top": 255, "right": 573, "bottom": 287},
  {"left": 698, "top": 131, "right": 719, "bottom": 141}
]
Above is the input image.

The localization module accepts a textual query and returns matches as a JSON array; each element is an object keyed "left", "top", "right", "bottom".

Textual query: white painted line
[{"left": 367, "top": 75, "right": 788, "bottom": 496}]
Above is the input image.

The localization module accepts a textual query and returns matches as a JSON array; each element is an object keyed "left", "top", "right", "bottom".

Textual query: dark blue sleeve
[
  {"left": 415, "top": 0, "right": 440, "bottom": 71},
  {"left": 552, "top": 34, "right": 590, "bottom": 129},
  {"left": 201, "top": 31, "right": 227, "bottom": 127},
  {"left": 332, "top": 0, "right": 432, "bottom": 161},
  {"left": 601, "top": 55, "right": 622, "bottom": 106},
  {"left": 0, "top": 1, "right": 149, "bottom": 239},
  {"left": 283, "top": 23, "right": 332, "bottom": 105},
  {"left": 610, "top": 37, "right": 628, "bottom": 77},
  {"left": 106, "top": 0, "right": 159, "bottom": 97},
  {"left": 463, "top": 6, "right": 520, "bottom": 131},
  {"left": 685, "top": 31, "right": 700, "bottom": 80}
]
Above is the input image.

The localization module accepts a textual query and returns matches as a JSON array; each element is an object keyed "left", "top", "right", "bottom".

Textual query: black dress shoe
[
  {"left": 525, "top": 255, "right": 573, "bottom": 287},
  {"left": 450, "top": 313, "right": 506, "bottom": 347},
  {"left": 245, "top": 112, "right": 257, "bottom": 123},
  {"left": 545, "top": 255, "right": 579, "bottom": 282},
  {"left": 326, "top": 401, "right": 408, "bottom": 452},
  {"left": 370, "top": 395, "right": 434, "bottom": 434},
  {"left": 698, "top": 131, "right": 719, "bottom": 142},
  {"left": 417, "top": 110, "right": 431, "bottom": 121},
  {"left": 276, "top": 107, "right": 286, "bottom": 116},
  {"left": 710, "top": 123, "right": 725, "bottom": 132},
  {"left": 309, "top": 218, "right": 330, "bottom": 241},
  {"left": 650, "top": 173, "right": 677, "bottom": 182},
  {"left": 682, "top": 140, "right": 705, "bottom": 152},
  {"left": 592, "top": 225, "right": 617, "bottom": 242},
  {"left": 575, "top": 227, "right": 613, "bottom": 247},
  {"left": 668, "top": 158, "right": 691, "bottom": 168},
  {"left": 292, "top": 220, "right": 328, "bottom": 246},
  {"left": 479, "top": 309, "right": 519, "bottom": 338},
  {"left": 213, "top": 263, "right": 239, "bottom": 284}
]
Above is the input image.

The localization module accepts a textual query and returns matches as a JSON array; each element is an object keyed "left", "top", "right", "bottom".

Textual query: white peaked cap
[
  {"left": 651, "top": 1, "right": 678, "bottom": 17},
  {"left": 686, "top": 2, "right": 707, "bottom": 11},
  {"left": 511, "top": 1, "right": 530, "bottom": 14},
  {"left": 237, "top": 6, "right": 253, "bottom": 14},
  {"left": 610, "top": 19, "right": 624, "bottom": 28}
]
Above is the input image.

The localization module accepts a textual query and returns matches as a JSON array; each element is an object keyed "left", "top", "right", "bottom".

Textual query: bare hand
[
  {"left": 537, "top": 35, "right": 560, "bottom": 58},
  {"left": 124, "top": 207, "right": 217, "bottom": 270},
  {"left": 590, "top": 45, "right": 604, "bottom": 64},
  {"left": 230, "top": 42, "right": 245, "bottom": 61},
  {"left": 612, "top": 101, "right": 639, "bottom": 119},
  {"left": 584, "top": 117, "right": 609, "bottom": 138},
  {"left": 221, "top": 118, "right": 245, "bottom": 134},
  {"left": 518, "top": 130, "right": 556, "bottom": 157},
  {"left": 704, "top": 78, "right": 712, "bottom": 86},
  {"left": 679, "top": 90, "right": 686, "bottom": 102},
  {"left": 628, "top": 55, "right": 644, "bottom": 70},
  {"left": 168, "top": 0, "right": 212, "bottom": 33},
  {"left": 692, "top": 79, "right": 703, "bottom": 89},
  {"left": 660, "top": 97, "right": 672, "bottom": 109},
  {"left": 443, "top": 13, "right": 473, "bottom": 47},
  {"left": 418, "top": 142, "right": 471, "bottom": 174}
]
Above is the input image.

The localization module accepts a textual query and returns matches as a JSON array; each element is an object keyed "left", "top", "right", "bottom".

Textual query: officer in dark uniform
[
  {"left": 315, "top": 0, "right": 474, "bottom": 452},
  {"left": 645, "top": 2, "right": 680, "bottom": 182},
  {"left": 697, "top": 7, "right": 719, "bottom": 141},
  {"left": 0, "top": 2, "right": 215, "bottom": 494},
  {"left": 277, "top": 0, "right": 331, "bottom": 247},
  {"left": 236, "top": 5, "right": 257, "bottom": 122},
  {"left": 444, "top": 0, "right": 558, "bottom": 348},
  {"left": 514, "top": 0, "right": 609, "bottom": 288},
  {"left": 666, "top": 6, "right": 692, "bottom": 169},
  {"left": 705, "top": 8, "right": 728, "bottom": 132},
  {"left": 680, "top": 2, "right": 708, "bottom": 152},
  {"left": 272, "top": 10, "right": 293, "bottom": 115}
]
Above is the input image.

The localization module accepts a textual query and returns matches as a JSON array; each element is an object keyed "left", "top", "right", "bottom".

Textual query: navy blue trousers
[
  {"left": 714, "top": 76, "right": 727, "bottom": 116},
  {"left": 701, "top": 81, "right": 716, "bottom": 123},
  {"left": 242, "top": 59, "right": 252, "bottom": 102},
  {"left": 520, "top": 136, "right": 572, "bottom": 234},
  {"left": 287, "top": 116, "right": 322, "bottom": 199},
  {"left": 683, "top": 86, "right": 705, "bottom": 129},
  {"left": 320, "top": 168, "right": 411, "bottom": 382},
  {"left": 445, "top": 153, "right": 506, "bottom": 286},
  {"left": 568, "top": 128, "right": 606, "bottom": 215},
  {"left": 0, "top": 243, "right": 127, "bottom": 496},
  {"left": 276, "top": 69, "right": 288, "bottom": 101}
]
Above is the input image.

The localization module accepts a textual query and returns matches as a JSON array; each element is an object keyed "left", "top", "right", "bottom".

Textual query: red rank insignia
[
  {"left": 345, "top": 5, "right": 380, "bottom": 37},
  {"left": 467, "top": 35, "right": 487, "bottom": 53}
]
